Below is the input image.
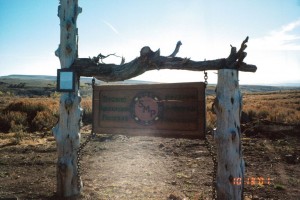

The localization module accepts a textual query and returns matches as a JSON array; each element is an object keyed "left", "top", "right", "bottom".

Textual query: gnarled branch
[
  {"left": 71, "top": 37, "right": 257, "bottom": 82},
  {"left": 169, "top": 41, "right": 182, "bottom": 57}
]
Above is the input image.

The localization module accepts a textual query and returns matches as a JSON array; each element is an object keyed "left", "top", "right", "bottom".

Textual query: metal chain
[
  {"left": 204, "top": 132, "right": 218, "bottom": 200},
  {"left": 204, "top": 71, "right": 208, "bottom": 86},
  {"left": 203, "top": 71, "right": 218, "bottom": 199},
  {"left": 76, "top": 77, "right": 96, "bottom": 191}
]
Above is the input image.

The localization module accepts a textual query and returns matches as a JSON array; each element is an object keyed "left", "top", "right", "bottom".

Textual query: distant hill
[
  {"left": 0, "top": 75, "right": 155, "bottom": 84},
  {"left": 239, "top": 85, "right": 300, "bottom": 93},
  {"left": 0, "top": 75, "right": 158, "bottom": 97},
  {"left": 0, "top": 74, "right": 56, "bottom": 80},
  {"left": 0, "top": 74, "right": 299, "bottom": 97},
  {"left": 0, "top": 74, "right": 91, "bottom": 83}
]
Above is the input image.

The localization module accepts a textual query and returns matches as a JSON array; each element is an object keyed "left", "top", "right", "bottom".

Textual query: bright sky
[{"left": 0, "top": 0, "right": 300, "bottom": 85}]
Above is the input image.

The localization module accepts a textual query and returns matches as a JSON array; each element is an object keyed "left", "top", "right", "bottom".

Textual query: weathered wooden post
[
  {"left": 214, "top": 69, "right": 244, "bottom": 199},
  {"left": 53, "top": 0, "right": 82, "bottom": 197}
]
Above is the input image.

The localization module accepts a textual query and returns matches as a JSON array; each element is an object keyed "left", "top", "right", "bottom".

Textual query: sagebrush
[{"left": 0, "top": 90, "right": 299, "bottom": 133}]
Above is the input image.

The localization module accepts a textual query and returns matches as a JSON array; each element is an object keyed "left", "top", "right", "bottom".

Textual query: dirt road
[{"left": 0, "top": 124, "right": 299, "bottom": 199}]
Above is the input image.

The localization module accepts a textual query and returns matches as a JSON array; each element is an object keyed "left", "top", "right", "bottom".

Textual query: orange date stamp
[{"left": 233, "top": 177, "right": 271, "bottom": 186}]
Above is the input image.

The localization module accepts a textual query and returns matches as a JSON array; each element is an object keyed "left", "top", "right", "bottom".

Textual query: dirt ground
[{"left": 0, "top": 123, "right": 299, "bottom": 200}]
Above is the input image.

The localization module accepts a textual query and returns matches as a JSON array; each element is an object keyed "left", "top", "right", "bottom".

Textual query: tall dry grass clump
[
  {"left": 0, "top": 111, "right": 28, "bottom": 132},
  {"left": 206, "top": 95, "right": 216, "bottom": 130},
  {"left": 81, "top": 97, "right": 92, "bottom": 124},
  {"left": 243, "top": 91, "right": 300, "bottom": 124},
  {"left": 0, "top": 98, "right": 59, "bottom": 133},
  {"left": 0, "top": 97, "right": 93, "bottom": 133}
]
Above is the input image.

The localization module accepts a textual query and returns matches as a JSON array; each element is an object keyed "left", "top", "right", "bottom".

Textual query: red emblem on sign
[{"left": 131, "top": 92, "right": 162, "bottom": 125}]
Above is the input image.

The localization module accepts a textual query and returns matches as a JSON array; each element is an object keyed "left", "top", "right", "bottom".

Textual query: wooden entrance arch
[{"left": 53, "top": 0, "right": 256, "bottom": 199}]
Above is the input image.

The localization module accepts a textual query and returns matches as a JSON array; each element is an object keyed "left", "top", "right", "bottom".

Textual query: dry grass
[
  {"left": 0, "top": 90, "right": 299, "bottom": 134},
  {"left": 0, "top": 132, "right": 52, "bottom": 147},
  {"left": 243, "top": 91, "right": 300, "bottom": 124},
  {"left": 205, "top": 90, "right": 300, "bottom": 129},
  {"left": 206, "top": 95, "right": 216, "bottom": 130},
  {"left": 81, "top": 97, "right": 93, "bottom": 124},
  {"left": 0, "top": 98, "right": 59, "bottom": 133}
]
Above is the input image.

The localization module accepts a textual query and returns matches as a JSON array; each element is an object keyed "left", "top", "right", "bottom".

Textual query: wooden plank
[{"left": 93, "top": 82, "right": 206, "bottom": 139}]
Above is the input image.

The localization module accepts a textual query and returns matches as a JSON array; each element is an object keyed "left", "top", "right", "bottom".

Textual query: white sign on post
[{"left": 57, "top": 69, "right": 75, "bottom": 92}]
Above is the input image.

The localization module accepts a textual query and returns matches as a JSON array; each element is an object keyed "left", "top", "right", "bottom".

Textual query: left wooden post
[{"left": 53, "top": 0, "right": 83, "bottom": 197}]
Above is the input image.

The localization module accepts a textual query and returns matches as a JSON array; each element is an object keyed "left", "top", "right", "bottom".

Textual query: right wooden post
[{"left": 214, "top": 69, "right": 245, "bottom": 200}]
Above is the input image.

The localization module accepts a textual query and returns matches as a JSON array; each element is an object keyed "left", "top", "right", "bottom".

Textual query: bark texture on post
[
  {"left": 214, "top": 69, "right": 245, "bottom": 200},
  {"left": 53, "top": 0, "right": 82, "bottom": 197}
]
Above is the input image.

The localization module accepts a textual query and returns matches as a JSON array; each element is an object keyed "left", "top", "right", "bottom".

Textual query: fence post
[
  {"left": 214, "top": 69, "right": 245, "bottom": 199},
  {"left": 53, "top": 0, "right": 83, "bottom": 197}
]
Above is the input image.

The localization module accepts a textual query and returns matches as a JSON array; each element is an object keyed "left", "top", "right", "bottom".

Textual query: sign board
[{"left": 93, "top": 82, "right": 206, "bottom": 138}]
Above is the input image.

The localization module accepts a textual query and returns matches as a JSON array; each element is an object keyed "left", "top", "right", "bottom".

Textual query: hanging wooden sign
[{"left": 93, "top": 82, "right": 206, "bottom": 138}]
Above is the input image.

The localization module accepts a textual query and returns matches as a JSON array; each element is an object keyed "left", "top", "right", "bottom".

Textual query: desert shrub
[
  {"left": 81, "top": 98, "right": 92, "bottom": 124},
  {"left": 247, "top": 109, "right": 257, "bottom": 121},
  {"left": 1, "top": 99, "right": 59, "bottom": 132},
  {"left": 10, "top": 131, "right": 25, "bottom": 145},
  {"left": 32, "top": 111, "right": 57, "bottom": 131},
  {"left": 8, "top": 83, "right": 26, "bottom": 88},
  {"left": 0, "top": 116, "right": 10, "bottom": 133},
  {"left": 50, "top": 91, "right": 61, "bottom": 98},
  {"left": 3, "top": 91, "right": 14, "bottom": 97},
  {"left": 0, "top": 111, "right": 28, "bottom": 133},
  {"left": 10, "top": 121, "right": 25, "bottom": 132},
  {"left": 273, "top": 113, "right": 287, "bottom": 123},
  {"left": 257, "top": 110, "right": 269, "bottom": 119},
  {"left": 4, "top": 100, "right": 47, "bottom": 122},
  {"left": 206, "top": 111, "right": 216, "bottom": 130}
]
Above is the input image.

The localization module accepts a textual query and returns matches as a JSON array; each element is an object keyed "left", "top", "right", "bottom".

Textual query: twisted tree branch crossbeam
[{"left": 71, "top": 37, "right": 257, "bottom": 82}]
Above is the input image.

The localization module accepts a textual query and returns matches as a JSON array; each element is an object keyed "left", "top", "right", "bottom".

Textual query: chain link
[
  {"left": 76, "top": 132, "right": 95, "bottom": 190},
  {"left": 204, "top": 71, "right": 208, "bottom": 86},
  {"left": 204, "top": 131, "right": 218, "bottom": 200},
  {"left": 76, "top": 77, "right": 96, "bottom": 191},
  {"left": 203, "top": 70, "right": 217, "bottom": 199}
]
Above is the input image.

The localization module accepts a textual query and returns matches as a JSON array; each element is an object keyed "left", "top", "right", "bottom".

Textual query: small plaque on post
[{"left": 57, "top": 69, "right": 75, "bottom": 92}]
